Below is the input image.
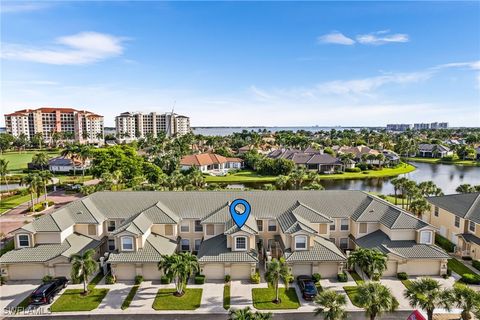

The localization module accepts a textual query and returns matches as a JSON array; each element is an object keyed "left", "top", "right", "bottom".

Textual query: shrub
[
  {"left": 105, "top": 275, "right": 116, "bottom": 284},
  {"left": 371, "top": 273, "right": 380, "bottom": 281},
  {"left": 357, "top": 163, "right": 368, "bottom": 171},
  {"left": 435, "top": 234, "right": 455, "bottom": 253},
  {"left": 0, "top": 240, "right": 14, "bottom": 257},
  {"left": 224, "top": 274, "right": 231, "bottom": 283},
  {"left": 460, "top": 273, "right": 480, "bottom": 285},
  {"left": 134, "top": 275, "right": 143, "bottom": 285},
  {"left": 337, "top": 273, "right": 348, "bottom": 282},
  {"left": 397, "top": 272, "right": 408, "bottom": 280},
  {"left": 442, "top": 273, "right": 448, "bottom": 279},
  {"left": 194, "top": 275, "right": 205, "bottom": 284},
  {"left": 472, "top": 260, "right": 480, "bottom": 271},
  {"left": 250, "top": 272, "right": 260, "bottom": 284},
  {"left": 446, "top": 268, "right": 452, "bottom": 277},
  {"left": 0, "top": 276, "right": 5, "bottom": 285},
  {"left": 42, "top": 275, "right": 54, "bottom": 283},
  {"left": 345, "top": 167, "right": 361, "bottom": 173},
  {"left": 160, "top": 275, "right": 171, "bottom": 284},
  {"left": 461, "top": 256, "right": 473, "bottom": 261},
  {"left": 312, "top": 273, "right": 321, "bottom": 283}
]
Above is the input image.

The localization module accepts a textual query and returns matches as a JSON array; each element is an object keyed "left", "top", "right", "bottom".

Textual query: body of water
[{"left": 192, "top": 126, "right": 382, "bottom": 136}]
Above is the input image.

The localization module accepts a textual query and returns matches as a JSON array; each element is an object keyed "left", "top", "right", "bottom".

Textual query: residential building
[
  {"left": 386, "top": 124, "right": 412, "bottom": 132},
  {"left": 267, "top": 148, "right": 344, "bottom": 173},
  {"left": 47, "top": 157, "right": 90, "bottom": 173},
  {"left": 417, "top": 144, "right": 452, "bottom": 158},
  {"left": 414, "top": 123, "right": 431, "bottom": 130},
  {"left": 180, "top": 153, "right": 243, "bottom": 175},
  {"left": 115, "top": 112, "right": 190, "bottom": 140},
  {"left": 426, "top": 193, "right": 480, "bottom": 260},
  {"left": 430, "top": 122, "right": 449, "bottom": 129},
  {"left": 0, "top": 191, "right": 449, "bottom": 281},
  {"left": 4, "top": 107, "right": 104, "bottom": 144}
]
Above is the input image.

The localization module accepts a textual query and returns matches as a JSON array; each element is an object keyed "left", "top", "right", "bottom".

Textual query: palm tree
[
  {"left": 409, "top": 198, "right": 431, "bottom": 218},
  {"left": 391, "top": 178, "right": 400, "bottom": 205},
  {"left": 0, "top": 159, "right": 9, "bottom": 194},
  {"left": 188, "top": 168, "right": 205, "bottom": 189},
  {"left": 314, "top": 289, "right": 347, "bottom": 320},
  {"left": 456, "top": 184, "right": 474, "bottom": 194},
  {"left": 39, "top": 170, "right": 53, "bottom": 204},
  {"left": 79, "top": 145, "right": 92, "bottom": 181},
  {"left": 20, "top": 172, "right": 43, "bottom": 212},
  {"left": 288, "top": 168, "right": 307, "bottom": 190},
  {"left": 70, "top": 248, "right": 98, "bottom": 294},
  {"left": 228, "top": 307, "right": 253, "bottom": 320},
  {"left": 253, "top": 311, "right": 273, "bottom": 320},
  {"left": 445, "top": 283, "right": 479, "bottom": 320},
  {"left": 31, "top": 152, "right": 49, "bottom": 170},
  {"left": 403, "top": 277, "right": 452, "bottom": 320},
  {"left": 61, "top": 144, "right": 81, "bottom": 177},
  {"left": 418, "top": 181, "right": 443, "bottom": 197},
  {"left": 158, "top": 252, "right": 199, "bottom": 296},
  {"left": 265, "top": 257, "right": 292, "bottom": 303},
  {"left": 347, "top": 248, "right": 387, "bottom": 279},
  {"left": 355, "top": 282, "right": 398, "bottom": 320},
  {"left": 275, "top": 175, "right": 290, "bottom": 190}
]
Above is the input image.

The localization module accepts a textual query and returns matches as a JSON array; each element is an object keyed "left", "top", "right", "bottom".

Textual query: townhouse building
[
  {"left": 115, "top": 112, "right": 190, "bottom": 140},
  {"left": 0, "top": 191, "right": 449, "bottom": 281}
]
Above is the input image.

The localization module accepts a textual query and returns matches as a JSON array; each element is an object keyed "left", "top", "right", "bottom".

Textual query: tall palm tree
[
  {"left": 275, "top": 175, "right": 290, "bottom": 190},
  {"left": 347, "top": 248, "right": 387, "bottom": 279},
  {"left": 79, "top": 145, "right": 92, "bottom": 181},
  {"left": 391, "top": 178, "right": 400, "bottom": 205},
  {"left": 288, "top": 168, "right": 307, "bottom": 190},
  {"left": 0, "top": 159, "right": 9, "bottom": 194},
  {"left": 409, "top": 198, "right": 431, "bottom": 218},
  {"left": 188, "top": 169, "right": 205, "bottom": 189},
  {"left": 404, "top": 277, "right": 452, "bottom": 320},
  {"left": 314, "top": 289, "right": 347, "bottom": 320},
  {"left": 70, "top": 249, "right": 98, "bottom": 294},
  {"left": 265, "top": 257, "right": 292, "bottom": 303},
  {"left": 39, "top": 170, "right": 53, "bottom": 204},
  {"left": 158, "top": 252, "right": 199, "bottom": 296},
  {"left": 445, "top": 283, "right": 479, "bottom": 320},
  {"left": 20, "top": 173, "right": 43, "bottom": 212},
  {"left": 355, "top": 282, "right": 398, "bottom": 320},
  {"left": 61, "top": 144, "right": 81, "bottom": 177},
  {"left": 31, "top": 152, "right": 49, "bottom": 170}
]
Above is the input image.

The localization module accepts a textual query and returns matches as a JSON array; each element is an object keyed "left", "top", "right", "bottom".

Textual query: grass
[
  {"left": 223, "top": 284, "right": 231, "bottom": 310},
  {"left": 205, "top": 170, "right": 277, "bottom": 183},
  {"left": 448, "top": 258, "right": 476, "bottom": 276},
  {"left": 50, "top": 288, "right": 109, "bottom": 312},
  {"left": 15, "top": 295, "right": 32, "bottom": 311},
  {"left": 406, "top": 157, "right": 480, "bottom": 167},
  {"left": 349, "top": 271, "right": 365, "bottom": 285},
  {"left": 369, "top": 193, "right": 408, "bottom": 206},
  {"left": 0, "top": 151, "right": 60, "bottom": 172},
  {"left": 87, "top": 272, "right": 105, "bottom": 290},
  {"left": 152, "top": 288, "right": 202, "bottom": 310},
  {"left": 121, "top": 285, "right": 139, "bottom": 310},
  {"left": 401, "top": 279, "right": 413, "bottom": 290},
  {"left": 252, "top": 287, "right": 300, "bottom": 310},
  {"left": 0, "top": 193, "right": 45, "bottom": 214},
  {"left": 57, "top": 175, "right": 93, "bottom": 184},
  {"left": 343, "top": 286, "right": 362, "bottom": 307}
]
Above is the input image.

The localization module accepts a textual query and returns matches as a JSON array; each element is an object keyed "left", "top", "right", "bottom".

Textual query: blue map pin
[{"left": 229, "top": 199, "right": 251, "bottom": 228}]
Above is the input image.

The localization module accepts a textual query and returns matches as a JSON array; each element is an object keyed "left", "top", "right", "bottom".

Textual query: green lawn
[
  {"left": 0, "top": 151, "right": 60, "bottom": 172},
  {"left": 152, "top": 288, "right": 202, "bottom": 310},
  {"left": 205, "top": 170, "right": 277, "bottom": 183},
  {"left": 0, "top": 193, "right": 45, "bottom": 214},
  {"left": 50, "top": 288, "right": 109, "bottom": 312},
  {"left": 15, "top": 295, "right": 31, "bottom": 311},
  {"left": 349, "top": 271, "right": 365, "bottom": 285},
  {"left": 223, "top": 284, "right": 231, "bottom": 310},
  {"left": 252, "top": 287, "right": 300, "bottom": 310},
  {"left": 87, "top": 272, "right": 105, "bottom": 290},
  {"left": 407, "top": 157, "right": 480, "bottom": 167},
  {"left": 401, "top": 279, "right": 413, "bottom": 290},
  {"left": 448, "top": 258, "right": 476, "bottom": 276},
  {"left": 343, "top": 286, "right": 361, "bottom": 307},
  {"left": 121, "top": 285, "right": 139, "bottom": 310}
]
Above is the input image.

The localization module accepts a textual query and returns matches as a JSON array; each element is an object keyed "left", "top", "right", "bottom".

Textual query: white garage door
[
  {"left": 203, "top": 264, "right": 225, "bottom": 280},
  {"left": 317, "top": 263, "right": 338, "bottom": 278},
  {"left": 292, "top": 264, "right": 312, "bottom": 277},
  {"left": 8, "top": 264, "right": 46, "bottom": 280},
  {"left": 143, "top": 263, "right": 162, "bottom": 280},
  {"left": 231, "top": 264, "right": 251, "bottom": 280},
  {"left": 54, "top": 264, "right": 72, "bottom": 278},
  {"left": 383, "top": 261, "right": 398, "bottom": 277},
  {"left": 406, "top": 260, "right": 441, "bottom": 276},
  {"left": 114, "top": 264, "right": 136, "bottom": 280}
]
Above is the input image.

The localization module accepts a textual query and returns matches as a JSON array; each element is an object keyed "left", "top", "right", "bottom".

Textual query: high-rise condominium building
[
  {"left": 115, "top": 112, "right": 190, "bottom": 140},
  {"left": 386, "top": 124, "right": 413, "bottom": 132},
  {"left": 4, "top": 107, "right": 104, "bottom": 144},
  {"left": 413, "top": 122, "right": 449, "bottom": 130}
]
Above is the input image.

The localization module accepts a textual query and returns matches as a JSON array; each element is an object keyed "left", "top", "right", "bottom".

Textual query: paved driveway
[
  {"left": 230, "top": 280, "right": 268, "bottom": 310},
  {"left": 320, "top": 277, "right": 362, "bottom": 311},
  {"left": 0, "top": 281, "right": 40, "bottom": 312},
  {"left": 379, "top": 277, "right": 411, "bottom": 310},
  {"left": 97, "top": 282, "right": 134, "bottom": 311}
]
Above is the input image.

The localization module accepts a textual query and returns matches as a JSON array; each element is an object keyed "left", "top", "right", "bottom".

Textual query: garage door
[
  {"left": 317, "top": 263, "right": 338, "bottom": 278},
  {"left": 54, "top": 264, "right": 72, "bottom": 278},
  {"left": 292, "top": 264, "right": 312, "bottom": 277},
  {"left": 8, "top": 264, "right": 46, "bottom": 280},
  {"left": 383, "top": 261, "right": 398, "bottom": 277},
  {"left": 143, "top": 263, "right": 162, "bottom": 280},
  {"left": 203, "top": 264, "right": 225, "bottom": 280},
  {"left": 405, "top": 260, "right": 441, "bottom": 276},
  {"left": 231, "top": 264, "right": 251, "bottom": 280},
  {"left": 114, "top": 264, "right": 136, "bottom": 280}
]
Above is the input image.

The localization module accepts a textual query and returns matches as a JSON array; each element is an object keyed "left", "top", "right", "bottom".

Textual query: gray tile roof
[
  {"left": 458, "top": 233, "right": 480, "bottom": 246},
  {"left": 427, "top": 193, "right": 480, "bottom": 224},
  {"left": 277, "top": 210, "right": 318, "bottom": 235},
  {"left": 291, "top": 202, "right": 332, "bottom": 223},
  {"left": 418, "top": 144, "right": 450, "bottom": 153},
  {"left": 108, "top": 233, "right": 177, "bottom": 263},
  {"left": 197, "top": 235, "right": 258, "bottom": 263},
  {"left": 284, "top": 236, "right": 346, "bottom": 262},
  {"left": 354, "top": 230, "right": 450, "bottom": 259}
]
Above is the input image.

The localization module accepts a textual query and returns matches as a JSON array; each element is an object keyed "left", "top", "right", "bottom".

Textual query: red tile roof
[{"left": 180, "top": 154, "right": 243, "bottom": 166}]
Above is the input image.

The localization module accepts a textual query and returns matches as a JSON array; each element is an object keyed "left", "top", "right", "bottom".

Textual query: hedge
[
  {"left": 472, "top": 260, "right": 480, "bottom": 271},
  {"left": 435, "top": 234, "right": 455, "bottom": 253}
]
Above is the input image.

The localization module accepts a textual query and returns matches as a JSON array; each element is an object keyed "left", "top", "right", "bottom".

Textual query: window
[
  {"left": 340, "top": 219, "right": 349, "bottom": 231},
  {"left": 180, "top": 221, "right": 190, "bottom": 233},
  {"left": 194, "top": 239, "right": 202, "bottom": 251},
  {"left": 268, "top": 220, "right": 277, "bottom": 232},
  {"left": 121, "top": 237, "right": 134, "bottom": 251},
  {"left": 257, "top": 220, "right": 263, "bottom": 232},
  {"left": 329, "top": 238, "right": 336, "bottom": 244},
  {"left": 194, "top": 220, "right": 203, "bottom": 232},
  {"left": 108, "top": 239, "right": 115, "bottom": 251},
  {"left": 295, "top": 235, "right": 307, "bottom": 250},
  {"left": 434, "top": 206, "right": 439, "bottom": 217},
  {"left": 420, "top": 231, "right": 433, "bottom": 244},
  {"left": 107, "top": 220, "right": 116, "bottom": 232},
  {"left": 330, "top": 222, "right": 335, "bottom": 231},
  {"left": 165, "top": 225, "right": 173, "bottom": 236},
  {"left": 206, "top": 225, "right": 215, "bottom": 236},
  {"left": 181, "top": 239, "right": 190, "bottom": 251},
  {"left": 340, "top": 238, "right": 348, "bottom": 249},
  {"left": 469, "top": 221, "right": 476, "bottom": 232},
  {"left": 235, "top": 237, "right": 247, "bottom": 251},
  {"left": 88, "top": 224, "right": 97, "bottom": 236},
  {"left": 17, "top": 234, "right": 30, "bottom": 247},
  {"left": 359, "top": 223, "right": 367, "bottom": 234},
  {"left": 455, "top": 216, "right": 460, "bottom": 228}
]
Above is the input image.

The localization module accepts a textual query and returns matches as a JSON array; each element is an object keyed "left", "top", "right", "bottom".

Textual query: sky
[{"left": 1, "top": 1, "right": 479, "bottom": 127}]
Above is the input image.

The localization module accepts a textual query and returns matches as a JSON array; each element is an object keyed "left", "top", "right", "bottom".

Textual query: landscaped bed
[
  {"left": 343, "top": 286, "right": 361, "bottom": 307},
  {"left": 50, "top": 288, "right": 109, "bottom": 312},
  {"left": 448, "top": 258, "right": 476, "bottom": 276},
  {"left": 121, "top": 285, "right": 139, "bottom": 310},
  {"left": 252, "top": 287, "right": 300, "bottom": 310},
  {"left": 152, "top": 289, "right": 202, "bottom": 310},
  {"left": 223, "top": 284, "right": 230, "bottom": 310}
]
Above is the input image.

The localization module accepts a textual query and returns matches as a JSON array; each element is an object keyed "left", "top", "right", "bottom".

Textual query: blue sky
[{"left": 1, "top": 1, "right": 479, "bottom": 127}]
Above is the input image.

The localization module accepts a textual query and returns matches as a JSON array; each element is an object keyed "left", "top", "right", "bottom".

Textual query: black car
[
  {"left": 30, "top": 277, "right": 68, "bottom": 305},
  {"left": 297, "top": 275, "right": 318, "bottom": 301}
]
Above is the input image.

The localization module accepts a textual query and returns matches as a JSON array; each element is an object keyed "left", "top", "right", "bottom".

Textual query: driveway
[
  {"left": 230, "top": 280, "right": 268, "bottom": 310},
  {"left": 379, "top": 277, "right": 411, "bottom": 310},
  {"left": 97, "top": 282, "right": 134, "bottom": 311},
  {"left": 320, "top": 276, "right": 362, "bottom": 311},
  {"left": 0, "top": 281, "right": 40, "bottom": 312},
  {"left": 189, "top": 281, "right": 225, "bottom": 313}
]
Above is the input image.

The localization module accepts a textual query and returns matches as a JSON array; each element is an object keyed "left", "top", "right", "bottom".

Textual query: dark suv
[
  {"left": 30, "top": 277, "right": 68, "bottom": 305},
  {"left": 297, "top": 275, "right": 318, "bottom": 301}
]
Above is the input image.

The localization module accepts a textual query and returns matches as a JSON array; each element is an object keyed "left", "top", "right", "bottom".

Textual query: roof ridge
[{"left": 465, "top": 193, "right": 480, "bottom": 220}]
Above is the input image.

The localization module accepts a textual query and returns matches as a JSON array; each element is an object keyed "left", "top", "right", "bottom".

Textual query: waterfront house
[
  {"left": 180, "top": 153, "right": 243, "bottom": 175},
  {"left": 417, "top": 144, "right": 452, "bottom": 158},
  {"left": 0, "top": 190, "right": 449, "bottom": 281},
  {"left": 267, "top": 148, "right": 344, "bottom": 173}
]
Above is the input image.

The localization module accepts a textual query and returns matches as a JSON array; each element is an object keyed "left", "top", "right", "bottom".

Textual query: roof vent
[
  {"left": 369, "top": 209, "right": 374, "bottom": 213},
  {"left": 76, "top": 211, "right": 83, "bottom": 214}
]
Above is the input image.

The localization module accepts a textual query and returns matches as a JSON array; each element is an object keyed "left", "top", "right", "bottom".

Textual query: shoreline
[{"left": 406, "top": 157, "right": 480, "bottom": 167}]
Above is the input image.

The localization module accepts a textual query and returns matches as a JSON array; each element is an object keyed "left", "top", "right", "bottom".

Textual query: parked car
[
  {"left": 30, "top": 277, "right": 68, "bottom": 305},
  {"left": 297, "top": 275, "right": 318, "bottom": 300}
]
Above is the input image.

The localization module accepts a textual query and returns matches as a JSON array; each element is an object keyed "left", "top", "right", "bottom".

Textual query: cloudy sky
[{"left": 1, "top": 1, "right": 479, "bottom": 127}]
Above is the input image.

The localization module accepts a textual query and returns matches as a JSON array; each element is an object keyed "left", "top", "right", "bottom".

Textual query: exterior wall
[
  {"left": 178, "top": 219, "right": 204, "bottom": 252},
  {"left": 330, "top": 218, "right": 351, "bottom": 248},
  {"left": 60, "top": 225, "right": 74, "bottom": 242},
  {"left": 13, "top": 232, "right": 35, "bottom": 249},
  {"left": 380, "top": 225, "right": 415, "bottom": 241},
  {"left": 427, "top": 206, "right": 464, "bottom": 245},
  {"left": 227, "top": 231, "right": 255, "bottom": 251},
  {"left": 203, "top": 223, "right": 225, "bottom": 240},
  {"left": 256, "top": 218, "right": 280, "bottom": 249},
  {"left": 35, "top": 232, "right": 61, "bottom": 244}
]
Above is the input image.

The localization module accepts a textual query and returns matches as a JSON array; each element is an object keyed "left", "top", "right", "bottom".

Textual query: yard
[
  {"left": 49, "top": 288, "right": 109, "bottom": 312},
  {"left": 223, "top": 284, "right": 230, "bottom": 310},
  {"left": 252, "top": 287, "right": 300, "bottom": 310},
  {"left": 343, "top": 286, "right": 361, "bottom": 307},
  {"left": 448, "top": 258, "right": 476, "bottom": 276},
  {"left": 0, "top": 151, "right": 60, "bottom": 172},
  {"left": 0, "top": 193, "right": 45, "bottom": 214},
  {"left": 152, "top": 288, "right": 202, "bottom": 310}
]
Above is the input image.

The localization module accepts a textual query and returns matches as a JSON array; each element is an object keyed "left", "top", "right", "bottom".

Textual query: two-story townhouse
[
  {"left": 1, "top": 190, "right": 449, "bottom": 281},
  {"left": 426, "top": 192, "right": 480, "bottom": 260}
]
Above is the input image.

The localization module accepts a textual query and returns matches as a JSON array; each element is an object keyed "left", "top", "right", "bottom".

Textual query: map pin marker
[{"left": 229, "top": 199, "right": 251, "bottom": 229}]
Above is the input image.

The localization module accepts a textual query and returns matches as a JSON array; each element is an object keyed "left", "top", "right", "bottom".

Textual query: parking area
[{"left": 0, "top": 281, "right": 40, "bottom": 312}]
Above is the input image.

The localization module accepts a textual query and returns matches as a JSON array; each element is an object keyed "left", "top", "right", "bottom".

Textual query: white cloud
[
  {"left": 1, "top": 32, "right": 127, "bottom": 65},
  {"left": 318, "top": 32, "right": 355, "bottom": 45},
  {"left": 250, "top": 85, "right": 275, "bottom": 100},
  {"left": 356, "top": 31, "right": 409, "bottom": 45},
  {"left": 433, "top": 60, "right": 480, "bottom": 71},
  {"left": 0, "top": 2, "right": 50, "bottom": 13}
]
